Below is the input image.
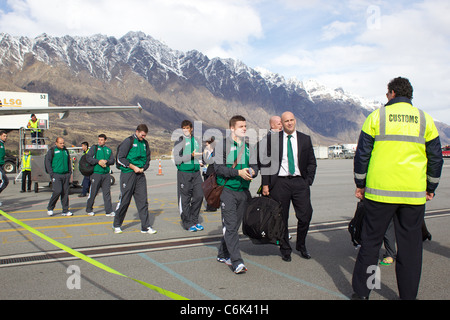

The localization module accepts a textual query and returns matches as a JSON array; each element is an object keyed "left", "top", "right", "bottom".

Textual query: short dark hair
[
  {"left": 81, "top": 141, "right": 89, "bottom": 148},
  {"left": 136, "top": 124, "right": 148, "bottom": 133},
  {"left": 0, "top": 130, "right": 7, "bottom": 136},
  {"left": 229, "top": 115, "right": 246, "bottom": 128},
  {"left": 388, "top": 77, "right": 413, "bottom": 100},
  {"left": 98, "top": 134, "right": 107, "bottom": 140},
  {"left": 181, "top": 120, "right": 193, "bottom": 128}
]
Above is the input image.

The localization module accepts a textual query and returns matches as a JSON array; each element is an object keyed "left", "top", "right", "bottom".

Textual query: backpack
[
  {"left": 242, "top": 196, "right": 285, "bottom": 245},
  {"left": 115, "top": 135, "right": 150, "bottom": 170},
  {"left": 44, "top": 147, "right": 54, "bottom": 174},
  {"left": 78, "top": 145, "right": 98, "bottom": 177},
  {"left": 348, "top": 201, "right": 365, "bottom": 247},
  {"left": 115, "top": 136, "right": 134, "bottom": 169}
]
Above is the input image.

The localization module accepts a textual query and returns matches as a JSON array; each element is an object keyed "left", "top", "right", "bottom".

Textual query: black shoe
[
  {"left": 297, "top": 247, "right": 311, "bottom": 259},
  {"left": 78, "top": 194, "right": 87, "bottom": 198},
  {"left": 351, "top": 293, "right": 368, "bottom": 300},
  {"left": 282, "top": 254, "right": 291, "bottom": 262}
]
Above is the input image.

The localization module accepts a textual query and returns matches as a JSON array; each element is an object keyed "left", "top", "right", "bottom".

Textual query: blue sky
[{"left": 1, "top": 0, "right": 449, "bottom": 125}]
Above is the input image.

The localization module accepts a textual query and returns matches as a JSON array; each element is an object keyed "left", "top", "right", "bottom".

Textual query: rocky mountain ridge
[{"left": 1, "top": 31, "right": 448, "bottom": 153}]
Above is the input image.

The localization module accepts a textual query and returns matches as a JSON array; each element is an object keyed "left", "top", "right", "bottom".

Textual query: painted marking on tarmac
[
  {"left": 0, "top": 220, "right": 140, "bottom": 233},
  {"left": 201, "top": 245, "right": 349, "bottom": 300},
  {"left": 2, "top": 209, "right": 449, "bottom": 265},
  {"left": 2, "top": 211, "right": 449, "bottom": 299},
  {"left": 245, "top": 258, "right": 349, "bottom": 300},
  {"left": 138, "top": 252, "right": 222, "bottom": 300},
  {"left": 0, "top": 210, "right": 189, "bottom": 300}
]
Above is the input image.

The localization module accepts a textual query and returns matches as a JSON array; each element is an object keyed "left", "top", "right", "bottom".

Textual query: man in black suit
[{"left": 261, "top": 111, "right": 317, "bottom": 262}]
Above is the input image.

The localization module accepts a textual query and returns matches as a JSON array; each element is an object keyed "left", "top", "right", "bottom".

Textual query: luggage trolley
[
  {"left": 67, "top": 146, "right": 84, "bottom": 188},
  {"left": 16, "top": 123, "right": 85, "bottom": 192},
  {"left": 17, "top": 126, "right": 115, "bottom": 192},
  {"left": 68, "top": 147, "right": 116, "bottom": 187},
  {"left": 30, "top": 145, "right": 86, "bottom": 193},
  {"left": 16, "top": 124, "right": 49, "bottom": 192}
]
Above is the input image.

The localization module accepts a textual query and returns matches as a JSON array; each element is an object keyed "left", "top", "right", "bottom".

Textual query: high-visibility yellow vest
[
  {"left": 362, "top": 101, "right": 440, "bottom": 205},
  {"left": 28, "top": 119, "right": 41, "bottom": 133},
  {"left": 22, "top": 154, "right": 31, "bottom": 171}
]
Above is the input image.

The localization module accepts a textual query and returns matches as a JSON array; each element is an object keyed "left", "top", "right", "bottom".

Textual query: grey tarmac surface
[{"left": 0, "top": 159, "right": 449, "bottom": 303}]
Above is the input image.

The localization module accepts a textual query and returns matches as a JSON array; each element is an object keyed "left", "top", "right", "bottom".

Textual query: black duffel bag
[{"left": 243, "top": 195, "right": 285, "bottom": 245}]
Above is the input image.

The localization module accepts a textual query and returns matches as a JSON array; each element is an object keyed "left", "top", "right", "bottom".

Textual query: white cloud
[
  {"left": 267, "top": 0, "right": 450, "bottom": 124},
  {"left": 0, "top": 0, "right": 263, "bottom": 58},
  {"left": 321, "top": 21, "right": 357, "bottom": 41},
  {"left": 278, "top": 0, "right": 321, "bottom": 9},
  {"left": 1, "top": 0, "right": 449, "bottom": 124}
]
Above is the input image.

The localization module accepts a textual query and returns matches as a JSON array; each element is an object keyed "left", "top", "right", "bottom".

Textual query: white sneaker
[
  {"left": 234, "top": 263, "right": 247, "bottom": 274},
  {"left": 105, "top": 212, "right": 115, "bottom": 217},
  {"left": 87, "top": 212, "right": 95, "bottom": 216},
  {"left": 47, "top": 210, "right": 54, "bottom": 216},
  {"left": 62, "top": 212, "right": 73, "bottom": 216},
  {"left": 217, "top": 257, "right": 232, "bottom": 266},
  {"left": 141, "top": 226, "right": 157, "bottom": 234},
  {"left": 113, "top": 227, "right": 123, "bottom": 234}
]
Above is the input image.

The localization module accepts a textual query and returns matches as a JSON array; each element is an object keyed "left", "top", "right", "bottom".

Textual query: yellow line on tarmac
[
  {"left": 0, "top": 210, "right": 189, "bottom": 300},
  {"left": 0, "top": 219, "right": 140, "bottom": 233},
  {"left": 7, "top": 207, "right": 89, "bottom": 214},
  {"left": 0, "top": 214, "right": 117, "bottom": 224}
]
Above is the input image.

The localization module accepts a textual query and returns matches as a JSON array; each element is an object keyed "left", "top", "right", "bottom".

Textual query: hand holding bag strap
[
  {"left": 203, "top": 141, "right": 247, "bottom": 208},
  {"left": 223, "top": 141, "right": 246, "bottom": 185},
  {"left": 233, "top": 143, "right": 245, "bottom": 168}
]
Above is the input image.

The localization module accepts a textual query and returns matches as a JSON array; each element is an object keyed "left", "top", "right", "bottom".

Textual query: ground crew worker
[
  {"left": 85, "top": 134, "right": 115, "bottom": 217},
  {"left": 78, "top": 141, "right": 91, "bottom": 197},
  {"left": 173, "top": 120, "right": 204, "bottom": 232},
  {"left": 21, "top": 150, "right": 32, "bottom": 192},
  {"left": 352, "top": 77, "right": 443, "bottom": 300},
  {"left": 202, "top": 136, "right": 217, "bottom": 212},
  {"left": 214, "top": 115, "right": 258, "bottom": 274},
  {"left": 27, "top": 114, "right": 43, "bottom": 145},
  {"left": 113, "top": 124, "right": 156, "bottom": 234},
  {"left": 0, "top": 131, "right": 9, "bottom": 206},
  {"left": 46, "top": 137, "right": 73, "bottom": 217}
]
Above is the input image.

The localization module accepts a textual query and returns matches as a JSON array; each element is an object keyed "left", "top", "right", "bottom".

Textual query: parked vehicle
[
  {"left": 328, "top": 144, "right": 356, "bottom": 159},
  {"left": 3, "top": 154, "right": 18, "bottom": 173},
  {"left": 442, "top": 145, "right": 450, "bottom": 158},
  {"left": 328, "top": 145, "right": 343, "bottom": 159}
]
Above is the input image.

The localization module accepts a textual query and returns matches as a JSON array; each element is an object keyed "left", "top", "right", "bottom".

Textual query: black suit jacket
[{"left": 261, "top": 130, "right": 317, "bottom": 189}]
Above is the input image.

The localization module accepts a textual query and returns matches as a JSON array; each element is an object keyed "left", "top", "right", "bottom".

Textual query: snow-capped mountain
[
  {"left": 0, "top": 31, "right": 380, "bottom": 108},
  {"left": 300, "top": 79, "right": 380, "bottom": 111},
  {"left": 2, "top": 31, "right": 447, "bottom": 148}
]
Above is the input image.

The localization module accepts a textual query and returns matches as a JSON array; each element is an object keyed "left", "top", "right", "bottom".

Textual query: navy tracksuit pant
[
  {"left": 352, "top": 198, "right": 425, "bottom": 300},
  {"left": 113, "top": 172, "right": 150, "bottom": 231}
]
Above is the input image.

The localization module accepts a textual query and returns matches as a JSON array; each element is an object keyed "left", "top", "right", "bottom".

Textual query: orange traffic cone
[{"left": 157, "top": 159, "right": 164, "bottom": 175}]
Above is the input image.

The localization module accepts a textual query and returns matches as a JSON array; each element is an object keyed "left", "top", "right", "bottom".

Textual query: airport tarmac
[{"left": 0, "top": 159, "right": 449, "bottom": 303}]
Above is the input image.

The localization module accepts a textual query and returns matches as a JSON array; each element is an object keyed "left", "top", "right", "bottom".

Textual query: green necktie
[{"left": 287, "top": 135, "right": 295, "bottom": 175}]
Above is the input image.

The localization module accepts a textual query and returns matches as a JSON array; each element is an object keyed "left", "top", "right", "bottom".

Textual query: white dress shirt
[{"left": 279, "top": 131, "right": 301, "bottom": 176}]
